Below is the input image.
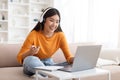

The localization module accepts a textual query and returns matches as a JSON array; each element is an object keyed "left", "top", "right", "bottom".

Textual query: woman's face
[{"left": 44, "top": 14, "right": 59, "bottom": 33}]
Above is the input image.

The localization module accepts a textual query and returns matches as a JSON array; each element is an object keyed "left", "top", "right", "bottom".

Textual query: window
[{"left": 54, "top": 0, "right": 120, "bottom": 48}]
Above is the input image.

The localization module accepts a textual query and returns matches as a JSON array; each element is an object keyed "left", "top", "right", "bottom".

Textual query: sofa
[{"left": 0, "top": 43, "right": 120, "bottom": 80}]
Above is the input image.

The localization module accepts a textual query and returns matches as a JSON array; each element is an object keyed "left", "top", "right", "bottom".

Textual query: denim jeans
[{"left": 23, "top": 56, "right": 68, "bottom": 76}]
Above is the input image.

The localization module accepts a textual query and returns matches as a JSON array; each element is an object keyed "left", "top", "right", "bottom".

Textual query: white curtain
[{"left": 54, "top": 0, "right": 120, "bottom": 48}]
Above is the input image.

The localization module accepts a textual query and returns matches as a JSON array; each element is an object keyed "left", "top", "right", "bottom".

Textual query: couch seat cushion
[{"left": 0, "top": 67, "right": 32, "bottom": 80}]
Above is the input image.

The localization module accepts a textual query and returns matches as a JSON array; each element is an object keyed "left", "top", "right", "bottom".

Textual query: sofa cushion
[
  {"left": 0, "top": 43, "right": 22, "bottom": 67},
  {"left": 97, "top": 58, "right": 117, "bottom": 66},
  {"left": 0, "top": 67, "right": 33, "bottom": 80},
  {"left": 100, "top": 48, "right": 120, "bottom": 62}
]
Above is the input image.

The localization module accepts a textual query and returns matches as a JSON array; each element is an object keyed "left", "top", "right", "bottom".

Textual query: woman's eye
[
  {"left": 49, "top": 19, "right": 59, "bottom": 24},
  {"left": 49, "top": 19, "right": 54, "bottom": 22},
  {"left": 56, "top": 21, "right": 59, "bottom": 24}
]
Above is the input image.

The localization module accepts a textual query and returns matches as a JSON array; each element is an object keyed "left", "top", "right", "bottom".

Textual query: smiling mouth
[{"left": 49, "top": 26, "right": 55, "bottom": 31}]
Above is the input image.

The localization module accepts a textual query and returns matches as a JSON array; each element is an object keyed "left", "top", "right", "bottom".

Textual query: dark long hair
[{"left": 32, "top": 7, "right": 62, "bottom": 32}]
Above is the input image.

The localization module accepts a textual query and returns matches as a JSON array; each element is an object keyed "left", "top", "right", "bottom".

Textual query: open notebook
[{"left": 35, "top": 66, "right": 63, "bottom": 71}]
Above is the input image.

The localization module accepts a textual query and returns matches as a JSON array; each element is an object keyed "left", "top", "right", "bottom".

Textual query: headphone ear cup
[{"left": 39, "top": 7, "right": 52, "bottom": 23}]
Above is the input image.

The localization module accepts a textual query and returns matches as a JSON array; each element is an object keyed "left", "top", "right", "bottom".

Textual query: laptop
[{"left": 58, "top": 45, "right": 102, "bottom": 72}]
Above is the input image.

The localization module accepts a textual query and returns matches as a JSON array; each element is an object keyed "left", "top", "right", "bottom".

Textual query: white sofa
[
  {"left": 99, "top": 48, "right": 120, "bottom": 80},
  {"left": 0, "top": 43, "right": 120, "bottom": 80}
]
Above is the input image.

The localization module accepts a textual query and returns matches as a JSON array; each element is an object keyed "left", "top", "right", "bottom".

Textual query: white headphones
[{"left": 39, "top": 7, "right": 52, "bottom": 23}]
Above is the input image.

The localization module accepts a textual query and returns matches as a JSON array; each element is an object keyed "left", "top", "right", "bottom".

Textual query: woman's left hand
[{"left": 69, "top": 57, "right": 74, "bottom": 64}]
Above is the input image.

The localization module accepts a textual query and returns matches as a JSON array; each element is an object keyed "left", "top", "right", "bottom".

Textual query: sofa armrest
[
  {"left": 99, "top": 48, "right": 120, "bottom": 62},
  {"left": 0, "top": 43, "right": 22, "bottom": 67}
]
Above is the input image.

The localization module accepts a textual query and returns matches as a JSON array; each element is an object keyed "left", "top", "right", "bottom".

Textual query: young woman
[{"left": 17, "top": 7, "right": 74, "bottom": 76}]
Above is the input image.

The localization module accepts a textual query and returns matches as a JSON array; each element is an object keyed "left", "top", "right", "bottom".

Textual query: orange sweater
[{"left": 17, "top": 30, "right": 73, "bottom": 64}]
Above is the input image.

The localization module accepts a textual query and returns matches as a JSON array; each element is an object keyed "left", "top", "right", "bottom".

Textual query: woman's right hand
[
  {"left": 29, "top": 45, "right": 40, "bottom": 55},
  {"left": 22, "top": 45, "right": 40, "bottom": 60}
]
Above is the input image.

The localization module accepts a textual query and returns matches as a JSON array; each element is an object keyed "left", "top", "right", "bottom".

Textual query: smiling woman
[{"left": 17, "top": 7, "right": 74, "bottom": 77}]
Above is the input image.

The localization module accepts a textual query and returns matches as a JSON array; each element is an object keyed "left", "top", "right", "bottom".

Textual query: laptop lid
[{"left": 59, "top": 45, "right": 102, "bottom": 72}]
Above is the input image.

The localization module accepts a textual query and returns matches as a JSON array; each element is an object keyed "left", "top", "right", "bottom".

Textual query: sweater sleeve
[
  {"left": 60, "top": 32, "right": 73, "bottom": 63},
  {"left": 17, "top": 31, "right": 35, "bottom": 64}
]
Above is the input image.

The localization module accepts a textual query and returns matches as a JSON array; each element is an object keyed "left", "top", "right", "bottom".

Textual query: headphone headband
[{"left": 39, "top": 7, "right": 52, "bottom": 23}]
